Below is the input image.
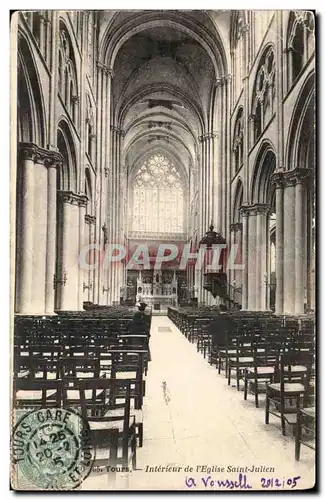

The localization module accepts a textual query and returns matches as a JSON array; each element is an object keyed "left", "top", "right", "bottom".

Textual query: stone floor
[{"left": 82, "top": 316, "right": 315, "bottom": 491}]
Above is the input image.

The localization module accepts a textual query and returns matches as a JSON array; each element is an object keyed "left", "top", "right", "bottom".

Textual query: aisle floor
[{"left": 83, "top": 316, "right": 315, "bottom": 491}]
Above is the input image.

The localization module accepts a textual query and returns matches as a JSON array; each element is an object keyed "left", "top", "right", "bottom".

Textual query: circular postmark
[{"left": 11, "top": 408, "right": 95, "bottom": 490}]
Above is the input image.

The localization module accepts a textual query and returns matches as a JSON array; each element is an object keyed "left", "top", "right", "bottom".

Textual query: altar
[{"left": 136, "top": 270, "right": 178, "bottom": 311}]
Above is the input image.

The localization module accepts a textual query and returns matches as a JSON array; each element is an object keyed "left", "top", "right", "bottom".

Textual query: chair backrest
[
  {"left": 276, "top": 351, "right": 314, "bottom": 392},
  {"left": 71, "top": 378, "right": 132, "bottom": 436},
  {"left": 60, "top": 357, "right": 101, "bottom": 379},
  {"left": 15, "top": 356, "right": 61, "bottom": 380},
  {"left": 13, "top": 378, "right": 62, "bottom": 407}
]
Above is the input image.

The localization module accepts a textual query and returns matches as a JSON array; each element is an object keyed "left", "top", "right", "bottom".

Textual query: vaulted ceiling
[{"left": 99, "top": 10, "right": 231, "bottom": 185}]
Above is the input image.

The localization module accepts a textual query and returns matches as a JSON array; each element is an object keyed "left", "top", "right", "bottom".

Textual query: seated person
[
  {"left": 208, "top": 304, "right": 236, "bottom": 348},
  {"left": 131, "top": 302, "right": 150, "bottom": 335}
]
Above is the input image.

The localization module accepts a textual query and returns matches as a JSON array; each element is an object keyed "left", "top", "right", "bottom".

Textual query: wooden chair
[
  {"left": 65, "top": 378, "right": 137, "bottom": 470},
  {"left": 265, "top": 352, "right": 314, "bottom": 435},
  {"left": 243, "top": 346, "right": 280, "bottom": 407},
  {"left": 295, "top": 405, "right": 315, "bottom": 461},
  {"left": 227, "top": 344, "right": 255, "bottom": 390}
]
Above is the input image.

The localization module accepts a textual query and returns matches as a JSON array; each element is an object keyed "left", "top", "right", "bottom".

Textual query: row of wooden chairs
[
  {"left": 13, "top": 311, "right": 152, "bottom": 472},
  {"left": 168, "top": 307, "right": 315, "bottom": 460}
]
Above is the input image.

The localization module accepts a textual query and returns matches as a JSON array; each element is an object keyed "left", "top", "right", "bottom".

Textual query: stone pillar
[
  {"left": 84, "top": 214, "right": 96, "bottom": 303},
  {"left": 16, "top": 145, "right": 35, "bottom": 313},
  {"left": 229, "top": 226, "right": 236, "bottom": 289},
  {"left": 240, "top": 207, "right": 249, "bottom": 310},
  {"left": 16, "top": 144, "right": 63, "bottom": 315},
  {"left": 283, "top": 181, "right": 296, "bottom": 314},
  {"left": 44, "top": 151, "right": 62, "bottom": 315},
  {"left": 255, "top": 204, "right": 269, "bottom": 310},
  {"left": 58, "top": 191, "right": 87, "bottom": 311},
  {"left": 247, "top": 206, "right": 257, "bottom": 310},
  {"left": 272, "top": 173, "right": 284, "bottom": 314},
  {"left": 229, "top": 222, "right": 243, "bottom": 305},
  {"left": 103, "top": 68, "right": 113, "bottom": 305},
  {"left": 295, "top": 169, "right": 311, "bottom": 314},
  {"left": 78, "top": 198, "right": 88, "bottom": 310}
]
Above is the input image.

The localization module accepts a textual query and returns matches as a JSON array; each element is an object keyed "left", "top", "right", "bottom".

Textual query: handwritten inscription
[
  {"left": 261, "top": 476, "right": 301, "bottom": 489},
  {"left": 185, "top": 474, "right": 301, "bottom": 490}
]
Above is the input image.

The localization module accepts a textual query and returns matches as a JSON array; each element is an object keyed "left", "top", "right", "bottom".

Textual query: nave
[{"left": 82, "top": 315, "right": 315, "bottom": 491}]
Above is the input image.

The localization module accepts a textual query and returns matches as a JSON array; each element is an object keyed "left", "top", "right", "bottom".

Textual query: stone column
[
  {"left": 229, "top": 222, "right": 243, "bottom": 305},
  {"left": 44, "top": 150, "right": 62, "bottom": 314},
  {"left": 240, "top": 207, "right": 249, "bottom": 310},
  {"left": 103, "top": 68, "right": 113, "bottom": 305},
  {"left": 58, "top": 192, "right": 72, "bottom": 311},
  {"left": 272, "top": 173, "right": 284, "bottom": 314},
  {"left": 255, "top": 204, "right": 269, "bottom": 310},
  {"left": 78, "top": 196, "right": 88, "bottom": 310},
  {"left": 229, "top": 226, "right": 236, "bottom": 290},
  {"left": 197, "top": 133, "right": 205, "bottom": 305},
  {"left": 84, "top": 214, "right": 96, "bottom": 303},
  {"left": 247, "top": 206, "right": 257, "bottom": 310},
  {"left": 295, "top": 168, "right": 310, "bottom": 314},
  {"left": 58, "top": 192, "right": 87, "bottom": 311},
  {"left": 283, "top": 177, "right": 296, "bottom": 314},
  {"left": 16, "top": 144, "right": 36, "bottom": 313}
]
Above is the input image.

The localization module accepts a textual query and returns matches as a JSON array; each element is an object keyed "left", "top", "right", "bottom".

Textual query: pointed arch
[
  {"left": 251, "top": 44, "right": 276, "bottom": 144},
  {"left": 57, "top": 119, "right": 77, "bottom": 192},
  {"left": 286, "top": 11, "right": 315, "bottom": 90},
  {"left": 17, "top": 30, "right": 46, "bottom": 147},
  {"left": 58, "top": 19, "right": 79, "bottom": 123},
  {"left": 286, "top": 70, "right": 315, "bottom": 171},
  {"left": 250, "top": 140, "right": 276, "bottom": 205}
]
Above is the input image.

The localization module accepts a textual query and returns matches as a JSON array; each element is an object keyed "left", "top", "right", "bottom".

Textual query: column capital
[
  {"left": 254, "top": 203, "right": 271, "bottom": 216},
  {"left": 230, "top": 222, "right": 243, "bottom": 233},
  {"left": 59, "top": 190, "right": 89, "bottom": 207},
  {"left": 18, "top": 142, "right": 63, "bottom": 168},
  {"left": 239, "top": 205, "right": 251, "bottom": 217},
  {"left": 271, "top": 167, "right": 311, "bottom": 188},
  {"left": 240, "top": 204, "right": 269, "bottom": 217},
  {"left": 198, "top": 132, "right": 219, "bottom": 143},
  {"left": 215, "top": 74, "right": 232, "bottom": 87},
  {"left": 85, "top": 214, "right": 96, "bottom": 225},
  {"left": 97, "top": 61, "right": 114, "bottom": 78}
]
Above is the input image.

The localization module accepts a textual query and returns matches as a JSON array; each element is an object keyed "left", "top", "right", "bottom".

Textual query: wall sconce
[
  {"left": 53, "top": 270, "right": 67, "bottom": 289},
  {"left": 102, "top": 285, "right": 109, "bottom": 293},
  {"left": 263, "top": 273, "right": 269, "bottom": 285},
  {"left": 83, "top": 281, "right": 93, "bottom": 292}
]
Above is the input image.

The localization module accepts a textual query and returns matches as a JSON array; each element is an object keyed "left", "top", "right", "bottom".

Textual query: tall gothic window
[
  {"left": 287, "top": 12, "right": 315, "bottom": 90},
  {"left": 233, "top": 107, "right": 244, "bottom": 173},
  {"left": 131, "top": 154, "right": 184, "bottom": 234},
  {"left": 230, "top": 13, "right": 246, "bottom": 106},
  {"left": 58, "top": 24, "right": 78, "bottom": 125},
  {"left": 251, "top": 46, "right": 275, "bottom": 143}
]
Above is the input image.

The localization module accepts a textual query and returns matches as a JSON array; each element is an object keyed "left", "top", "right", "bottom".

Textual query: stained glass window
[{"left": 131, "top": 154, "right": 184, "bottom": 233}]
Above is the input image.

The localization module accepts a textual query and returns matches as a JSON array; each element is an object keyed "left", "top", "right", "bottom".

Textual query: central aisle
[{"left": 127, "top": 316, "right": 315, "bottom": 490}]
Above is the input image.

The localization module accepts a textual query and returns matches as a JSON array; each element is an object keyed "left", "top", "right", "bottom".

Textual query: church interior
[{"left": 12, "top": 10, "right": 315, "bottom": 490}]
